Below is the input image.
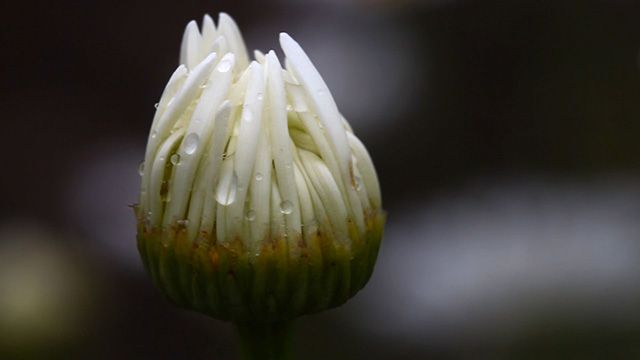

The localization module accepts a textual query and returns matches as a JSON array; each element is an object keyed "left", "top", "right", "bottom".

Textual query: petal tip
[{"left": 279, "top": 32, "right": 293, "bottom": 46}]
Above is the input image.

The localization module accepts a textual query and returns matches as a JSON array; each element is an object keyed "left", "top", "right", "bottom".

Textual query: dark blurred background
[{"left": 2, "top": 0, "right": 640, "bottom": 359}]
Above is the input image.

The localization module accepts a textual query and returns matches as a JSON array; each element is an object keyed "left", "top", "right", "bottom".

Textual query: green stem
[{"left": 234, "top": 320, "right": 295, "bottom": 360}]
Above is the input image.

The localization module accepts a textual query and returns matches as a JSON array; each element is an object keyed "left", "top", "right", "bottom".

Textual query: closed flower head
[{"left": 136, "top": 13, "right": 385, "bottom": 323}]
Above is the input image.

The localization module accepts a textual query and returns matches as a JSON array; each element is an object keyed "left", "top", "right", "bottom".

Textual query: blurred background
[{"left": 2, "top": 0, "right": 640, "bottom": 359}]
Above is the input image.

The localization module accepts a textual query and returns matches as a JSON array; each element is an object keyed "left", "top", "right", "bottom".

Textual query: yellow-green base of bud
[{"left": 136, "top": 210, "right": 385, "bottom": 323}]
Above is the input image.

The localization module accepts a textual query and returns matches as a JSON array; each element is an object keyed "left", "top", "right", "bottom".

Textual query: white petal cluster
[{"left": 139, "top": 13, "right": 381, "bottom": 255}]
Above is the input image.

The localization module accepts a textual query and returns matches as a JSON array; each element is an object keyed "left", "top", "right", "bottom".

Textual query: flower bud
[{"left": 136, "top": 13, "right": 385, "bottom": 323}]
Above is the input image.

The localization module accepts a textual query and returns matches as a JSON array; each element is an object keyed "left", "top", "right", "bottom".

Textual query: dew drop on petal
[
  {"left": 215, "top": 171, "right": 238, "bottom": 206},
  {"left": 317, "top": 89, "right": 324, "bottom": 96},
  {"left": 154, "top": 103, "right": 159, "bottom": 109},
  {"left": 243, "top": 106, "right": 253, "bottom": 122},
  {"left": 257, "top": 92, "right": 264, "bottom": 100},
  {"left": 170, "top": 154, "right": 181, "bottom": 165},
  {"left": 138, "top": 161, "right": 144, "bottom": 176},
  {"left": 245, "top": 210, "right": 256, "bottom": 221},
  {"left": 280, "top": 200, "right": 293, "bottom": 215},
  {"left": 151, "top": 130, "right": 157, "bottom": 139},
  {"left": 286, "top": 105, "right": 293, "bottom": 112},
  {"left": 255, "top": 173, "right": 263, "bottom": 181},
  {"left": 183, "top": 133, "right": 199, "bottom": 154},
  {"left": 217, "top": 59, "right": 232, "bottom": 72},
  {"left": 354, "top": 176, "right": 362, "bottom": 191}
]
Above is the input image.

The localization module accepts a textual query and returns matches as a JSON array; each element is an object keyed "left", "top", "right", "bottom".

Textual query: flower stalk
[{"left": 235, "top": 321, "right": 295, "bottom": 360}]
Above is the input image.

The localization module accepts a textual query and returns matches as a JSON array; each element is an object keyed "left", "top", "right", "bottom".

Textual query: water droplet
[
  {"left": 255, "top": 173, "right": 263, "bottom": 181},
  {"left": 245, "top": 210, "right": 256, "bottom": 221},
  {"left": 286, "top": 105, "right": 293, "bottom": 112},
  {"left": 243, "top": 106, "right": 253, "bottom": 122},
  {"left": 215, "top": 171, "right": 238, "bottom": 206},
  {"left": 285, "top": 163, "right": 292, "bottom": 169},
  {"left": 138, "top": 161, "right": 144, "bottom": 176},
  {"left": 354, "top": 176, "right": 362, "bottom": 191},
  {"left": 317, "top": 89, "right": 325, "bottom": 96},
  {"left": 170, "top": 154, "right": 181, "bottom": 165},
  {"left": 217, "top": 59, "right": 232, "bottom": 72},
  {"left": 183, "top": 133, "right": 199, "bottom": 154},
  {"left": 154, "top": 103, "right": 159, "bottom": 109},
  {"left": 159, "top": 155, "right": 165, "bottom": 162},
  {"left": 200, "top": 82, "right": 208, "bottom": 89},
  {"left": 151, "top": 130, "right": 157, "bottom": 139},
  {"left": 256, "top": 92, "right": 264, "bottom": 100},
  {"left": 280, "top": 200, "right": 294, "bottom": 215}
]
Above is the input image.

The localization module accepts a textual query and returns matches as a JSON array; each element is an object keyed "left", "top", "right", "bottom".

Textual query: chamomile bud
[{"left": 136, "top": 13, "right": 385, "bottom": 359}]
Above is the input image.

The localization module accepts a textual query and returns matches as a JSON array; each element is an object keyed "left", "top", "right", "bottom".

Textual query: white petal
[
  {"left": 291, "top": 148, "right": 316, "bottom": 233},
  {"left": 199, "top": 100, "right": 233, "bottom": 236},
  {"left": 248, "top": 108, "right": 272, "bottom": 249},
  {"left": 267, "top": 51, "right": 301, "bottom": 235},
  {"left": 140, "top": 64, "right": 187, "bottom": 208},
  {"left": 279, "top": 33, "right": 351, "bottom": 185},
  {"left": 148, "top": 129, "right": 185, "bottom": 224},
  {"left": 201, "top": 14, "right": 216, "bottom": 54},
  {"left": 254, "top": 50, "right": 266, "bottom": 64},
  {"left": 215, "top": 157, "right": 237, "bottom": 242},
  {"left": 142, "top": 54, "right": 217, "bottom": 217},
  {"left": 165, "top": 53, "right": 235, "bottom": 223},
  {"left": 226, "top": 62, "right": 265, "bottom": 236},
  {"left": 153, "top": 52, "right": 218, "bottom": 143},
  {"left": 208, "top": 35, "right": 228, "bottom": 59},
  {"left": 347, "top": 132, "right": 382, "bottom": 210},
  {"left": 269, "top": 175, "right": 286, "bottom": 239},
  {"left": 180, "top": 20, "right": 203, "bottom": 69},
  {"left": 217, "top": 13, "right": 249, "bottom": 72},
  {"left": 280, "top": 33, "right": 365, "bottom": 232},
  {"left": 299, "top": 150, "right": 348, "bottom": 235}
]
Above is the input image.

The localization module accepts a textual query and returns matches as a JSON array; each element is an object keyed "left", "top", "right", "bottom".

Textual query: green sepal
[{"left": 136, "top": 210, "right": 386, "bottom": 323}]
